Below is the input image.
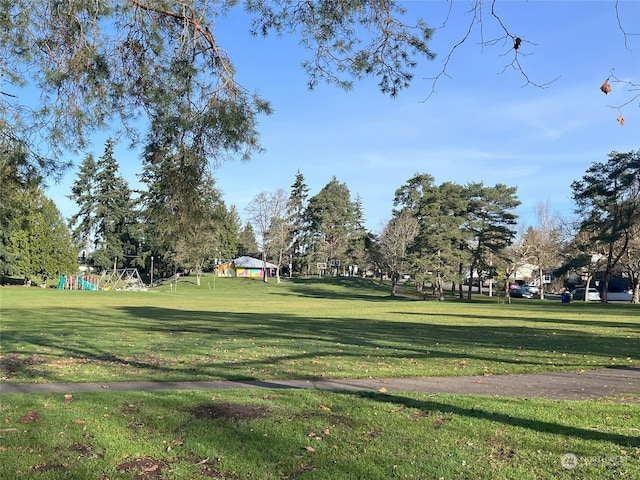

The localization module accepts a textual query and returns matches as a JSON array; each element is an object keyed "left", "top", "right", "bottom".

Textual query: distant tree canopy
[{"left": 392, "top": 173, "right": 520, "bottom": 299}]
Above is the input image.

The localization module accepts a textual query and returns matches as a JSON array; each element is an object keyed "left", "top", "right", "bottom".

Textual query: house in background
[{"left": 216, "top": 256, "right": 278, "bottom": 278}]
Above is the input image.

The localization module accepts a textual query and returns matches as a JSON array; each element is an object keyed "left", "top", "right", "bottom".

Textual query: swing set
[{"left": 58, "top": 268, "right": 146, "bottom": 291}]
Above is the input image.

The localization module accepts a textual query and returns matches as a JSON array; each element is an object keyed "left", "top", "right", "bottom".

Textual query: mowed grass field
[
  {"left": 1, "top": 276, "right": 639, "bottom": 479},
  {"left": 1, "top": 276, "right": 638, "bottom": 383}
]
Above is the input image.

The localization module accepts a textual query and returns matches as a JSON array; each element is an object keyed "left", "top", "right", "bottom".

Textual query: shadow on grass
[
  {"left": 3, "top": 300, "right": 637, "bottom": 383},
  {"left": 346, "top": 390, "right": 640, "bottom": 448}
]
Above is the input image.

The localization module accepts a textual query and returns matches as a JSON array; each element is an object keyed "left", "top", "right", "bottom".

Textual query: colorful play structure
[
  {"left": 58, "top": 274, "right": 99, "bottom": 290},
  {"left": 58, "top": 268, "right": 146, "bottom": 291}
]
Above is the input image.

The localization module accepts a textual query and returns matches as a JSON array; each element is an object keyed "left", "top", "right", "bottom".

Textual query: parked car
[
  {"left": 571, "top": 288, "right": 601, "bottom": 301},
  {"left": 605, "top": 289, "right": 633, "bottom": 301},
  {"left": 510, "top": 287, "right": 534, "bottom": 299}
]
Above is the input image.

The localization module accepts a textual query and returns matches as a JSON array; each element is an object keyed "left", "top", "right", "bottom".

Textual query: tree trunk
[
  {"left": 390, "top": 272, "right": 398, "bottom": 297},
  {"left": 584, "top": 275, "right": 593, "bottom": 302},
  {"left": 467, "top": 262, "right": 475, "bottom": 300},
  {"left": 262, "top": 252, "right": 268, "bottom": 283}
]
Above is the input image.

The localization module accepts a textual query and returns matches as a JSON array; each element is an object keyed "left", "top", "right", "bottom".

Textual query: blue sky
[{"left": 46, "top": 1, "right": 640, "bottom": 232}]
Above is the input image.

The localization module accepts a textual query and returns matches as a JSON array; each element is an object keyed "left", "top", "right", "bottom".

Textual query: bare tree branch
[{"left": 423, "top": 0, "right": 559, "bottom": 101}]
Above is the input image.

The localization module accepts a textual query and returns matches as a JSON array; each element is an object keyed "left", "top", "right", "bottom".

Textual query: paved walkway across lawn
[{"left": 2, "top": 367, "right": 639, "bottom": 401}]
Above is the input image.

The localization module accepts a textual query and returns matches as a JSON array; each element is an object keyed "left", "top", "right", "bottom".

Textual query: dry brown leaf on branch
[
  {"left": 600, "top": 79, "right": 612, "bottom": 95},
  {"left": 617, "top": 114, "right": 625, "bottom": 126}
]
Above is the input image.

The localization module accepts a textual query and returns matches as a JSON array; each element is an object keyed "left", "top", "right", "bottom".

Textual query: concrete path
[{"left": 1, "top": 368, "right": 639, "bottom": 401}]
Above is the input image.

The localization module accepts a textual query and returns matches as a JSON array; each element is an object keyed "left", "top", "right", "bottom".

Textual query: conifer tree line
[{"left": 2, "top": 137, "right": 637, "bottom": 303}]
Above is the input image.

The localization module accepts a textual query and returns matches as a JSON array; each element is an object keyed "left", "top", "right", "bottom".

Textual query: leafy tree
[
  {"left": 214, "top": 204, "right": 242, "bottom": 263},
  {"left": 0, "top": 145, "right": 27, "bottom": 275},
  {"left": 305, "top": 177, "right": 358, "bottom": 274},
  {"left": 571, "top": 150, "right": 640, "bottom": 302},
  {"left": 6, "top": 187, "right": 77, "bottom": 285},
  {"left": 557, "top": 229, "right": 608, "bottom": 301},
  {"left": 464, "top": 182, "right": 520, "bottom": 300}
]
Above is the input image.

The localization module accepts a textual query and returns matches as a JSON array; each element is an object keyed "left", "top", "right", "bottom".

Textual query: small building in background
[{"left": 216, "top": 256, "right": 278, "bottom": 278}]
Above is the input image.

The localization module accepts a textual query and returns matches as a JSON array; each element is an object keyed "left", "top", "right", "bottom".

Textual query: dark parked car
[
  {"left": 571, "top": 288, "right": 601, "bottom": 301},
  {"left": 510, "top": 287, "right": 533, "bottom": 299}
]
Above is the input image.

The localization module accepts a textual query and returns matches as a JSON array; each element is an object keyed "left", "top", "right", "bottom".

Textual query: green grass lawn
[
  {"left": 1, "top": 276, "right": 638, "bottom": 383},
  {"left": 1, "top": 276, "right": 639, "bottom": 479}
]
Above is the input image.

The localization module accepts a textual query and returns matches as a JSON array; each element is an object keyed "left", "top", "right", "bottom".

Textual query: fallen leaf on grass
[
  {"left": 304, "top": 446, "right": 316, "bottom": 453},
  {"left": 318, "top": 404, "right": 331, "bottom": 412},
  {"left": 19, "top": 411, "right": 41, "bottom": 424}
]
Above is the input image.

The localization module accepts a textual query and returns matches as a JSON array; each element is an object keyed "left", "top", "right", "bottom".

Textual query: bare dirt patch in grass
[
  {"left": 0, "top": 353, "right": 46, "bottom": 379},
  {"left": 187, "top": 403, "right": 271, "bottom": 421},
  {"left": 115, "top": 456, "right": 167, "bottom": 480}
]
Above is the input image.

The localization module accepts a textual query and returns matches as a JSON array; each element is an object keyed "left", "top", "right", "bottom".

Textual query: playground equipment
[
  {"left": 58, "top": 269, "right": 146, "bottom": 291},
  {"left": 58, "top": 274, "right": 98, "bottom": 290},
  {"left": 97, "top": 268, "right": 147, "bottom": 291}
]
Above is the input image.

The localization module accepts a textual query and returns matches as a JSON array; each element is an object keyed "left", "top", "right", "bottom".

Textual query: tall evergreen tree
[
  {"left": 464, "top": 182, "right": 520, "bottom": 300},
  {"left": 305, "top": 177, "right": 358, "bottom": 273},
  {"left": 394, "top": 174, "right": 469, "bottom": 296},
  {"left": 287, "top": 171, "right": 310, "bottom": 274},
  {"left": 68, "top": 152, "right": 98, "bottom": 257},
  {"left": 237, "top": 223, "right": 258, "bottom": 257},
  {"left": 68, "top": 138, "right": 137, "bottom": 270},
  {"left": 141, "top": 143, "right": 234, "bottom": 282},
  {"left": 346, "top": 194, "right": 370, "bottom": 275},
  {"left": 571, "top": 150, "right": 640, "bottom": 302}
]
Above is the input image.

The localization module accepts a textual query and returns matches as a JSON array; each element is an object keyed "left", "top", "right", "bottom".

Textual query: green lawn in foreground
[
  {"left": 1, "top": 276, "right": 639, "bottom": 479},
  {"left": 0, "top": 389, "right": 638, "bottom": 479},
  {"left": 1, "top": 276, "right": 638, "bottom": 383}
]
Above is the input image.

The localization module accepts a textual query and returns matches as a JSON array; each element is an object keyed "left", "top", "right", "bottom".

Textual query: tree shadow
[
  {"left": 343, "top": 390, "right": 640, "bottom": 448},
  {"left": 2, "top": 289, "right": 638, "bottom": 383}
]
